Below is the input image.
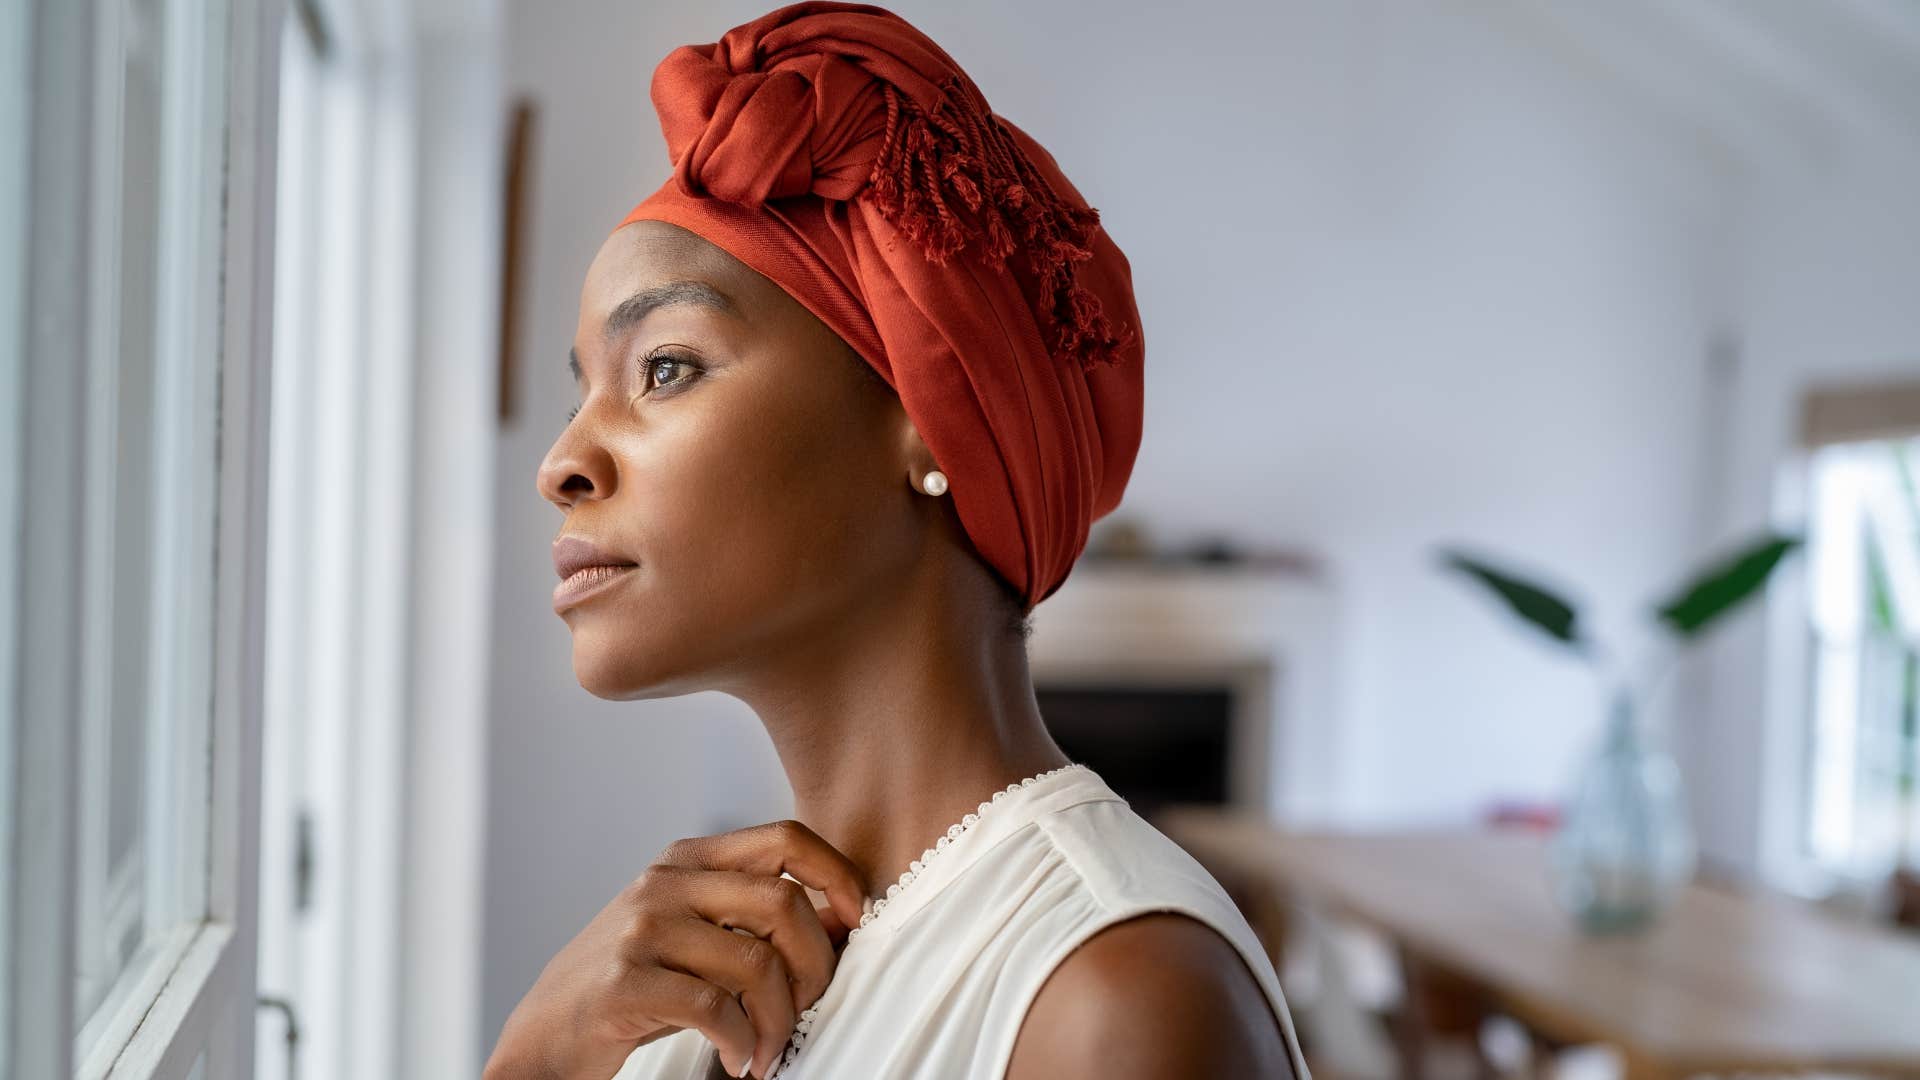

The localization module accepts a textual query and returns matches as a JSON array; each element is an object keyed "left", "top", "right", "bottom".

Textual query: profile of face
[{"left": 537, "top": 219, "right": 939, "bottom": 700}]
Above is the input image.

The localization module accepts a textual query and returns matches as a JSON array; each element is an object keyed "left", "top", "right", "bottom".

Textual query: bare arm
[{"left": 1005, "top": 911, "right": 1299, "bottom": 1080}]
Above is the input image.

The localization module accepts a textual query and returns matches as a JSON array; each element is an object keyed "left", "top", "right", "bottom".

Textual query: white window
[
  {"left": 2, "top": 0, "right": 280, "bottom": 1077},
  {"left": 1799, "top": 436, "right": 1920, "bottom": 882}
]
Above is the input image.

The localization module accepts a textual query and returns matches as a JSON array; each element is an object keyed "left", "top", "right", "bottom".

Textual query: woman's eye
[
  {"left": 645, "top": 353, "right": 695, "bottom": 393},
  {"left": 565, "top": 404, "right": 580, "bottom": 422}
]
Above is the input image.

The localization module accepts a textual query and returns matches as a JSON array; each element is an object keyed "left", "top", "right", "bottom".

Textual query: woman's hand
[{"left": 484, "top": 819, "right": 868, "bottom": 1080}]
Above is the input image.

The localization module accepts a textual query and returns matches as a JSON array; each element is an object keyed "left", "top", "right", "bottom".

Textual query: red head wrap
[{"left": 620, "top": 1, "right": 1144, "bottom": 609}]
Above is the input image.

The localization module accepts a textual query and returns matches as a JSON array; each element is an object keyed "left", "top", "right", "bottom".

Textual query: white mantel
[{"left": 1027, "top": 563, "right": 1343, "bottom": 826}]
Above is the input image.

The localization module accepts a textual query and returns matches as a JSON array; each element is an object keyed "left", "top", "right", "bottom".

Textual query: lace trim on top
[{"left": 766, "top": 762, "right": 1088, "bottom": 1078}]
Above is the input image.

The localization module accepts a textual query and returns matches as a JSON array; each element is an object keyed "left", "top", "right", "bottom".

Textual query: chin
[
  {"left": 566, "top": 625, "right": 703, "bottom": 702},
  {"left": 570, "top": 642, "right": 658, "bottom": 700}
]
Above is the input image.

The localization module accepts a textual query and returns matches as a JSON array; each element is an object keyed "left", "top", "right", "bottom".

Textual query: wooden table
[{"left": 1158, "top": 811, "right": 1920, "bottom": 1080}]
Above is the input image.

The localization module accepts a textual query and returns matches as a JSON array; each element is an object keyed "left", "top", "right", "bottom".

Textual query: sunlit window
[{"left": 1802, "top": 436, "right": 1920, "bottom": 879}]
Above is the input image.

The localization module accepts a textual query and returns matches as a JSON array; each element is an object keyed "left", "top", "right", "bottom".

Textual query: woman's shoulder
[
  {"left": 970, "top": 784, "right": 1312, "bottom": 1079},
  {"left": 1023, "top": 780, "right": 1254, "bottom": 921},
  {"left": 1005, "top": 909, "right": 1306, "bottom": 1080},
  {"left": 952, "top": 768, "right": 1272, "bottom": 957}
]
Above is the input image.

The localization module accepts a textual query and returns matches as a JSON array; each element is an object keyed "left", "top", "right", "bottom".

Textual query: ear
[{"left": 895, "top": 414, "right": 944, "bottom": 495}]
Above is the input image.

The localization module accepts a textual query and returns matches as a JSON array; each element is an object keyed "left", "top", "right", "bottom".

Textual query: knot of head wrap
[
  {"left": 623, "top": 0, "right": 1145, "bottom": 608},
  {"left": 655, "top": 48, "right": 891, "bottom": 205}
]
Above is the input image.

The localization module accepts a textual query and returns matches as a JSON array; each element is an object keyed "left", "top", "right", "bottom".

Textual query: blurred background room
[{"left": 5, "top": 1, "right": 1919, "bottom": 1078}]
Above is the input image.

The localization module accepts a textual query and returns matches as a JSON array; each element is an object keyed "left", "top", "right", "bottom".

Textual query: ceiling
[{"left": 1486, "top": 0, "right": 1920, "bottom": 174}]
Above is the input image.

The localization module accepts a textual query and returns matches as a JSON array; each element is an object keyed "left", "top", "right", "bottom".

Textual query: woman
[{"left": 485, "top": 4, "right": 1311, "bottom": 1078}]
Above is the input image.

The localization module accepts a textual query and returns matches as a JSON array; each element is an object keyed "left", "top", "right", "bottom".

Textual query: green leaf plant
[{"left": 1437, "top": 533, "right": 1804, "bottom": 731}]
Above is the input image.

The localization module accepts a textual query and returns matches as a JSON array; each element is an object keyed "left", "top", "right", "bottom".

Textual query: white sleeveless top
[{"left": 610, "top": 764, "right": 1311, "bottom": 1080}]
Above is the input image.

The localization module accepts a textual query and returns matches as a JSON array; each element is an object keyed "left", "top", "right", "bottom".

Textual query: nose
[{"left": 536, "top": 417, "right": 616, "bottom": 511}]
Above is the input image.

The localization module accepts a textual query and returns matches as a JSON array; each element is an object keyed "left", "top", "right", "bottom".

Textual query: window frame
[
  {"left": 250, "top": 5, "right": 502, "bottom": 1076},
  {"left": 3, "top": 0, "right": 282, "bottom": 1076}
]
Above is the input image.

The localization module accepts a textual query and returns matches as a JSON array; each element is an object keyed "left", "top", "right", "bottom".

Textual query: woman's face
[{"left": 538, "top": 219, "right": 922, "bottom": 699}]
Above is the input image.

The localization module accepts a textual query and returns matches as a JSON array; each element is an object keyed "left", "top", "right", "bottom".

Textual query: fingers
[
  {"left": 665, "top": 867, "right": 837, "bottom": 1012},
  {"left": 637, "top": 820, "right": 865, "bottom": 1077},
  {"left": 658, "top": 820, "right": 868, "bottom": 934},
  {"left": 625, "top": 967, "right": 758, "bottom": 1078},
  {"left": 813, "top": 900, "right": 851, "bottom": 945},
  {"left": 654, "top": 915, "right": 797, "bottom": 1078}
]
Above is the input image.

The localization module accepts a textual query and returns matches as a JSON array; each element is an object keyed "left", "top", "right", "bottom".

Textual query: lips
[{"left": 551, "top": 535, "right": 638, "bottom": 612}]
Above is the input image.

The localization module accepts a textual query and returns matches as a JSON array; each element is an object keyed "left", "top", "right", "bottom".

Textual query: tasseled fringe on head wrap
[{"left": 864, "top": 74, "right": 1136, "bottom": 375}]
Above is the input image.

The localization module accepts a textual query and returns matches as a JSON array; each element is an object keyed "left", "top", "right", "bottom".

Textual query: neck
[{"left": 722, "top": 565, "right": 1069, "bottom": 903}]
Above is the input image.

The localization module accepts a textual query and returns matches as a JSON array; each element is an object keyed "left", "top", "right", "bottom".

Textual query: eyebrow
[{"left": 570, "top": 279, "right": 740, "bottom": 383}]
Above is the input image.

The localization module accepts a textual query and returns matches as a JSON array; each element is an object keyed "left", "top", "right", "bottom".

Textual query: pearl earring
[{"left": 922, "top": 470, "right": 948, "bottom": 496}]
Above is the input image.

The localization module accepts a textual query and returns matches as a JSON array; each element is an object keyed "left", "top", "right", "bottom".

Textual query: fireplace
[
  {"left": 1027, "top": 563, "right": 1340, "bottom": 825},
  {"left": 1037, "top": 684, "right": 1234, "bottom": 817}
]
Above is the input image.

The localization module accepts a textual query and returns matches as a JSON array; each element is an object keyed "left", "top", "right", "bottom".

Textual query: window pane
[
  {"left": 1802, "top": 437, "right": 1920, "bottom": 880},
  {"left": 73, "top": 0, "right": 226, "bottom": 1063}
]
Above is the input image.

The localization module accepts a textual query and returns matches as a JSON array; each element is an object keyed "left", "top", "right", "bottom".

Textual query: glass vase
[{"left": 1547, "top": 690, "right": 1696, "bottom": 933}]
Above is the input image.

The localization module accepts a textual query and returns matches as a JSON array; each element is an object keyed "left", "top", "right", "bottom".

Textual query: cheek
[
  {"left": 655, "top": 380, "right": 902, "bottom": 606},
  {"left": 560, "top": 372, "right": 910, "bottom": 698}
]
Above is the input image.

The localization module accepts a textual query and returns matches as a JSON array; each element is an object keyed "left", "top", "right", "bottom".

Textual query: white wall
[
  {"left": 483, "top": 0, "right": 1734, "bottom": 1049},
  {"left": 1685, "top": 154, "right": 1920, "bottom": 883}
]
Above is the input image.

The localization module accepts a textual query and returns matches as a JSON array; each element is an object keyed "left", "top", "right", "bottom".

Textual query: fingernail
[{"left": 736, "top": 1054, "right": 753, "bottom": 1078}]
